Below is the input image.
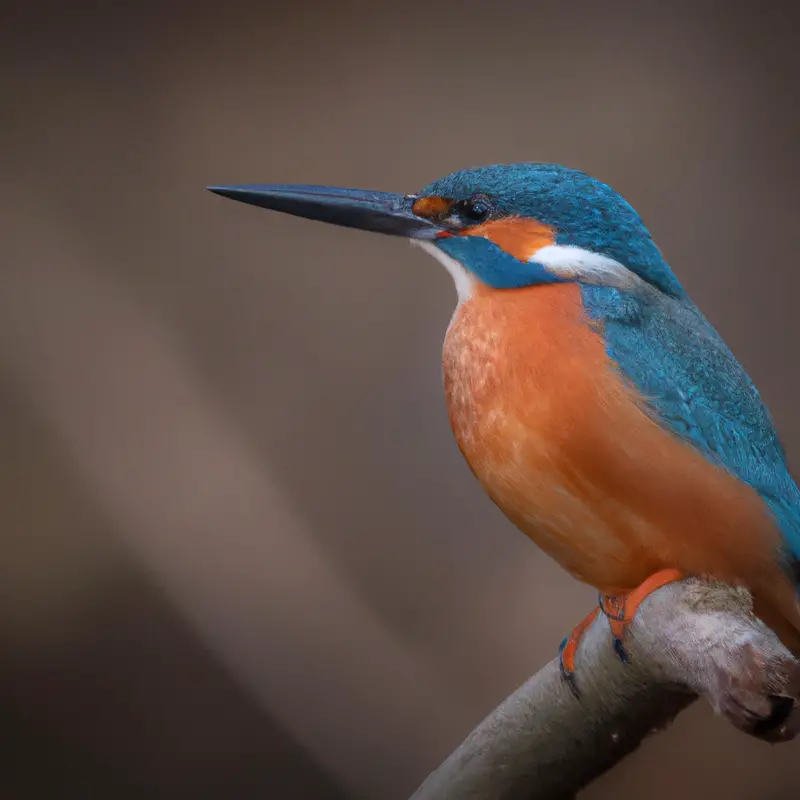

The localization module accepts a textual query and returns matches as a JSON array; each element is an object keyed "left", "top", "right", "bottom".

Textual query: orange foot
[
  {"left": 559, "top": 568, "right": 684, "bottom": 698},
  {"left": 559, "top": 607, "right": 600, "bottom": 697}
]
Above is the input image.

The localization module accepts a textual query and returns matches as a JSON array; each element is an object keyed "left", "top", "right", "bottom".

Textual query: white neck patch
[
  {"left": 412, "top": 240, "right": 474, "bottom": 305},
  {"left": 532, "top": 244, "right": 637, "bottom": 288},
  {"left": 412, "top": 239, "right": 640, "bottom": 300}
]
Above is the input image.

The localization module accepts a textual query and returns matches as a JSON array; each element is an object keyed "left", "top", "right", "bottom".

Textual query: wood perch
[{"left": 410, "top": 578, "right": 800, "bottom": 800}]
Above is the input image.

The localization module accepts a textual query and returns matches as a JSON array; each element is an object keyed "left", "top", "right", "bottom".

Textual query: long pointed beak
[{"left": 207, "top": 184, "right": 441, "bottom": 239}]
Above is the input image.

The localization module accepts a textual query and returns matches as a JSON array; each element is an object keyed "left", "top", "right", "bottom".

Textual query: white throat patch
[{"left": 412, "top": 240, "right": 474, "bottom": 305}]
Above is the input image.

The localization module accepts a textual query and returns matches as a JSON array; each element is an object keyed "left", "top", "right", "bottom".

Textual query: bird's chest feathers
[
  {"left": 443, "top": 283, "right": 605, "bottom": 466},
  {"left": 442, "top": 283, "right": 622, "bottom": 565}
]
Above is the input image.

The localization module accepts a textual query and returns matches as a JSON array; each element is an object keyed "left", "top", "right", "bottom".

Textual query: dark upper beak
[{"left": 206, "top": 184, "right": 441, "bottom": 239}]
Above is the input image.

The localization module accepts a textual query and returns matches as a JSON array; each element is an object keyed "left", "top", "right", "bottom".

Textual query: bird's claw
[{"left": 558, "top": 569, "right": 684, "bottom": 694}]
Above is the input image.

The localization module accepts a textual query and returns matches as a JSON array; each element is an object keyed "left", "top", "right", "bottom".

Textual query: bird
[{"left": 208, "top": 163, "right": 800, "bottom": 691}]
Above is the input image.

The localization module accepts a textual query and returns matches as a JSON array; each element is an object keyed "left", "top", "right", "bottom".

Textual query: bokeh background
[{"left": 3, "top": 1, "right": 800, "bottom": 797}]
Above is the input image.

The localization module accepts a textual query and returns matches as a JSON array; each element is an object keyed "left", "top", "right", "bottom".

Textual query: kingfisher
[{"left": 208, "top": 163, "right": 800, "bottom": 690}]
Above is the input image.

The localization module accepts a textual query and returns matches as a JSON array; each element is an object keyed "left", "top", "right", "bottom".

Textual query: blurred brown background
[{"left": 2, "top": 1, "right": 799, "bottom": 797}]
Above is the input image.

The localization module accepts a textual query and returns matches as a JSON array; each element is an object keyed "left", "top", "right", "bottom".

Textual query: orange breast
[{"left": 443, "top": 282, "right": 787, "bottom": 597}]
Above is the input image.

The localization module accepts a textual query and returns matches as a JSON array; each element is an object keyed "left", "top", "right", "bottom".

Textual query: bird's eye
[{"left": 455, "top": 196, "right": 493, "bottom": 224}]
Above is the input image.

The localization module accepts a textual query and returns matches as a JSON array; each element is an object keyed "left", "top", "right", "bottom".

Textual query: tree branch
[{"left": 410, "top": 578, "right": 800, "bottom": 800}]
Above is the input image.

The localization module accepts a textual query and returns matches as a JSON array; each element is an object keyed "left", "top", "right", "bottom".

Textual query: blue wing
[{"left": 581, "top": 283, "right": 800, "bottom": 571}]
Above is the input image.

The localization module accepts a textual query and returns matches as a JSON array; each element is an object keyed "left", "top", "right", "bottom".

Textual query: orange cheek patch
[{"left": 461, "top": 218, "right": 555, "bottom": 262}]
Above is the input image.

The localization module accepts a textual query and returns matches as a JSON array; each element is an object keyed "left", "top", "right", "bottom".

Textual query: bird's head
[{"left": 209, "top": 163, "right": 684, "bottom": 300}]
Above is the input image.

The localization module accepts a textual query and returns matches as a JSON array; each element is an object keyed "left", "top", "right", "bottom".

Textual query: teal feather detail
[{"left": 581, "top": 283, "right": 800, "bottom": 574}]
